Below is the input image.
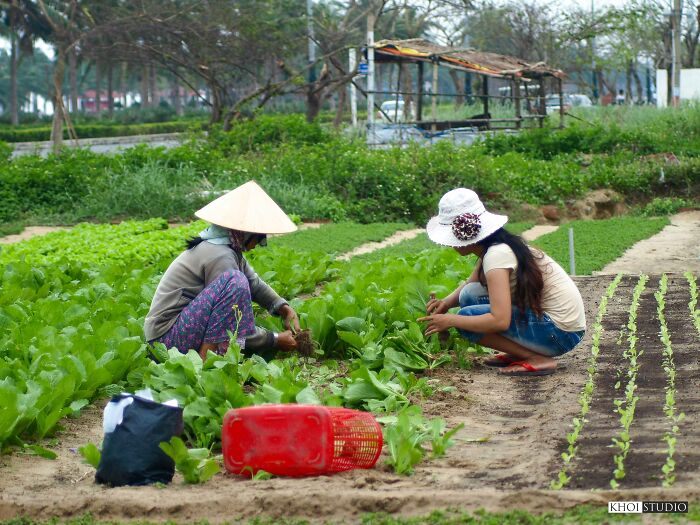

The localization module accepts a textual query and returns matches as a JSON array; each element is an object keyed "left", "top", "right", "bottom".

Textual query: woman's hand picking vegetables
[{"left": 417, "top": 313, "right": 455, "bottom": 337}]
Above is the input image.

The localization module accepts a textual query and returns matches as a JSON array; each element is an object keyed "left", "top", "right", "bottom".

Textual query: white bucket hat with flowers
[{"left": 426, "top": 188, "right": 508, "bottom": 247}]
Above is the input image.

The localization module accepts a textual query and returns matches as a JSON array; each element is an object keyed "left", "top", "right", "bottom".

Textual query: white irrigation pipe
[{"left": 568, "top": 227, "right": 576, "bottom": 275}]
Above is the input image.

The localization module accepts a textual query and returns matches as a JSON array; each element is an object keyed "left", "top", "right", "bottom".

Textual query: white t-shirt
[{"left": 481, "top": 243, "right": 586, "bottom": 332}]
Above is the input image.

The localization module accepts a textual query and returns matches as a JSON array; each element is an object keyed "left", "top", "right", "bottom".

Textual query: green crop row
[
  {"left": 686, "top": 272, "right": 700, "bottom": 337},
  {"left": 551, "top": 273, "right": 623, "bottom": 490},
  {"left": 609, "top": 274, "right": 648, "bottom": 489},
  {"left": 655, "top": 274, "right": 685, "bottom": 487}
]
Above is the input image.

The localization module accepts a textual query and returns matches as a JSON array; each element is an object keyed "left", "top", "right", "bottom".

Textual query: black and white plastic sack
[{"left": 96, "top": 391, "right": 183, "bottom": 486}]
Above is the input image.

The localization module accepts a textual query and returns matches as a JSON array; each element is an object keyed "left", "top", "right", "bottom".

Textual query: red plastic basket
[{"left": 222, "top": 404, "right": 383, "bottom": 477}]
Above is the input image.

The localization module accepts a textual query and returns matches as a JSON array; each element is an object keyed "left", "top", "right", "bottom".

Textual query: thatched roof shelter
[{"left": 373, "top": 38, "right": 564, "bottom": 81}]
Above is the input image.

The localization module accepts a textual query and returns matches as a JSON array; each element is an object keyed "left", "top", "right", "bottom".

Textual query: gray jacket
[{"left": 144, "top": 242, "right": 287, "bottom": 351}]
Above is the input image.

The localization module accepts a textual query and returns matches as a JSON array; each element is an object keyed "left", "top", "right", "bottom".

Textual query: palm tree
[{"left": 0, "top": 0, "right": 51, "bottom": 124}]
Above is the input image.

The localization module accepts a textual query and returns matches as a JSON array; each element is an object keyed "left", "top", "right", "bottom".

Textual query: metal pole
[
  {"left": 431, "top": 61, "right": 438, "bottom": 131},
  {"left": 591, "top": 0, "right": 598, "bottom": 101},
  {"left": 349, "top": 49, "right": 358, "bottom": 127},
  {"left": 568, "top": 228, "right": 576, "bottom": 276},
  {"left": 672, "top": 0, "right": 682, "bottom": 107},
  {"left": 558, "top": 77, "right": 565, "bottom": 128},
  {"left": 307, "top": 0, "right": 316, "bottom": 83},
  {"left": 416, "top": 61, "right": 424, "bottom": 121},
  {"left": 482, "top": 76, "right": 490, "bottom": 129},
  {"left": 514, "top": 79, "right": 522, "bottom": 130},
  {"left": 367, "top": 9, "right": 376, "bottom": 145}
]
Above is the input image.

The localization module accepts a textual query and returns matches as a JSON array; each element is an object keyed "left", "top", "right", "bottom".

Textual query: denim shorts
[{"left": 456, "top": 282, "right": 585, "bottom": 357}]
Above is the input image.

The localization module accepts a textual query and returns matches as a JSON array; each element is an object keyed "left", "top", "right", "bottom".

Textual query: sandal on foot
[
  {"left": 483, "top": 353, "right": 515, "bottom": 367},
  {"left": 499, "top": 361, "right": 555, "bottom": 377}
]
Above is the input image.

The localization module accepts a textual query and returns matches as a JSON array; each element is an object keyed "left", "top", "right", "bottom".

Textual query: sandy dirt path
[
  {"left": 598, "top": 211, "right": 700, "bottom": 275},
  {"left": 521, "top": 224, "right": 558, "bottom": 241},
  {"left": 337, "top": 229, "right": 423, "bottom": 260},
  {"left": 0, "top": 226, "right": 67, "bottom": 244}
]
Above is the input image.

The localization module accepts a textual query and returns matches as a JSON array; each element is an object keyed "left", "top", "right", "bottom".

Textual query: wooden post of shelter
[
  {"left": 482, "top": 75, "right": 490, "bottom": 130},
  {"left": 431, "top": 60, "right": 439, "bottom": 132},
  {"left": 514, "top": 78, "right": 522, "bottom": 130},
  {"left": 538, "top": 79, "right": 546, "bottom": 128},
  {"left": 416, "top": 61, "right": 424, "bottom": 122},
  {"left": 393, "top": 62, "right": 402, "bottom": 123},
  {"left": 558, "top": 77, "right": 565, "bottom": 128}
]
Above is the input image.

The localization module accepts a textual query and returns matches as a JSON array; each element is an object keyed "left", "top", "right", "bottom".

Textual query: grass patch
[
  {"left": 0, "top": 221, "right": 25, "bottom": 237},
  {"left": 3, "top": 504, "right": 700, "bottom": 525},
  {"left": 531, "top": 217, "right": 669, "bottom": 275},
  {"left": 265, "top": 222, "right": 415, "bottom": 255}
]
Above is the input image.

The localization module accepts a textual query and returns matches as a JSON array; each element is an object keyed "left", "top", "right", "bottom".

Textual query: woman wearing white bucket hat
[
  {"left": 418, "top": 188, "right": 586, "bottom": 376},
  {"left": 144, "top": 181, "right": 301, "bottom": 360}
]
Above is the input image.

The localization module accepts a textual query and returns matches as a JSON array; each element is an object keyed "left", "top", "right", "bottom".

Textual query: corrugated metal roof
[{"left": 372, "top": 39, "right": 564, "bottom": 80}]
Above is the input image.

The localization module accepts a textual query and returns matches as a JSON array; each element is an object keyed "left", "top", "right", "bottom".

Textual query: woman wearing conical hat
[{"left": 144, "top": 181, "right": 300, "bottom": 359}]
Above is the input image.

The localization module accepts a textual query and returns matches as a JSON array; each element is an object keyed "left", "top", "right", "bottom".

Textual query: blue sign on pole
[{"left": 358, "top": 61, "right": 368, "bottom": 75}]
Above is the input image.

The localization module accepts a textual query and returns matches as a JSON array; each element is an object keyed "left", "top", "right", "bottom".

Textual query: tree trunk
[
  {"left": 140, "top": 64, "right": 150, "bottom": 108},
  {"left": 448, "top": 69, "right": 464, "bottom": 108},
  {"left": 632, "top": 61, "right": 643, "bottom": 105},
  {"left": 69, "top": 48, "right": 78, "bottom": 113},
  {"left": 666, "top": 65, "right": 672, "bottom": 106},
  {"left": 171, "top": 76, "right": 183, "bottom": 116},
  {"left": 210, "top": 83, "right": 223, "bottom": 123},
  {"left": 598, "top": 70, "right": 615, "bottom": 98},
  {"left": 306, "top": 86, "right": 322, "bottom": 123},
  {"left": 95, "top": 59, "right": 102, "bottom": 114},
  {"left": 149, "top": 63, "right": 157, "bottom": 107},
  {"left": 333, "top": 84, "right": 346, "bottom": 128},
  {"left": 120, "top": 62, "right": 128, "bottom": 108},
  {"left": 51, "top": 46, "right": 67, "bottom": 153},
  {"left": 625, "top": 60, "right": 633, "bottom": 104},
  {"left": 107, "top": 61, "right": 114, "bottom": 118},
  {"left": 10, "top": 33, "right": 19, "bottom": 125}
]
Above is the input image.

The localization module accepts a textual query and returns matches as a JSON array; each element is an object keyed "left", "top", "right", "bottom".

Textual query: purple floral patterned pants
[{"left": 153, "top": 270, "right": 256, "bottom": 355}]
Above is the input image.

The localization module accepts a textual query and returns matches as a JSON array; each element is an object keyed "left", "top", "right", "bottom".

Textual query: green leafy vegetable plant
[
  {"left": 78, "top": 443, "right": 102, "bottom": 468},
  {"left": 159, "top": 436, "right": 221, "bottom": 484}
]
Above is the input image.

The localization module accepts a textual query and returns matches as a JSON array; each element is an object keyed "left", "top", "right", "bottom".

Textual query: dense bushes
[
  {"left": 0, "top": 121, "right": 199, "bottom": 143},
  {"left": 484, "top": 104, "right": 700, "bottom": 159},
  {"left": 1, "top": 111, "right": 699, "bottom": 227},
  {"left": 206, "top": 114, "right": 331, "bottom": 154}
]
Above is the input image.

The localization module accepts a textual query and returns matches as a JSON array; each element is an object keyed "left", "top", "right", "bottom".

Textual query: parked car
[
  {"left": 377, "top": 99, "right": 415, "bottom": 122},
  {"left": 545, "top": 93, "right": 593, "bottom": 115},
  {"left": 569, "top": 94, "right": 593, "bottom": 107},
  {"left": 544, "top": 94, "right": 572, "bottom": 115}
]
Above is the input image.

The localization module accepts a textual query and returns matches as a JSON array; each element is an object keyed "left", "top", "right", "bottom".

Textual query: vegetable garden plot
[
  {"left": 555, "top": 274, "right": 700, "bottom": 490},
  {"left": 3, "top": 275, "right": 700, "bottom": 522}
]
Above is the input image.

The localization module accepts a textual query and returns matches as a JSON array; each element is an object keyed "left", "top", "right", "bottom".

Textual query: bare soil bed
[{"left": 1, "top": 273, "right": 699, "bottom": 523}]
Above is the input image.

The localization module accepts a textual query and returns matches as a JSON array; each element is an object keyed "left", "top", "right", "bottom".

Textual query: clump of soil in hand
[{"left": 294, "top": 329, "right": 315, "bottom": 357}]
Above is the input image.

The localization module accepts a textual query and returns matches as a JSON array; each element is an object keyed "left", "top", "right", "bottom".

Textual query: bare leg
[
  {"left": 479, "top": 334, "right": 557, "bottom": 372},
  {"left": 198, "top": 342, "right": 218, "bottom": 360}
]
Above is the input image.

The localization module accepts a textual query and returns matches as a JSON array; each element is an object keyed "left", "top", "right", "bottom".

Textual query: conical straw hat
[{"left": 194, "top": 180, "right": 298, "bottom": 234}]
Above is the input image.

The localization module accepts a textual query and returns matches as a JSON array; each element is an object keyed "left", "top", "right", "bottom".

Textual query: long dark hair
[
  {"left": 186, "top": 237, "right": 205, "bottom": 249},
  {"left": 477, "top": 228, "right": 545, "bottom": 317}
]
